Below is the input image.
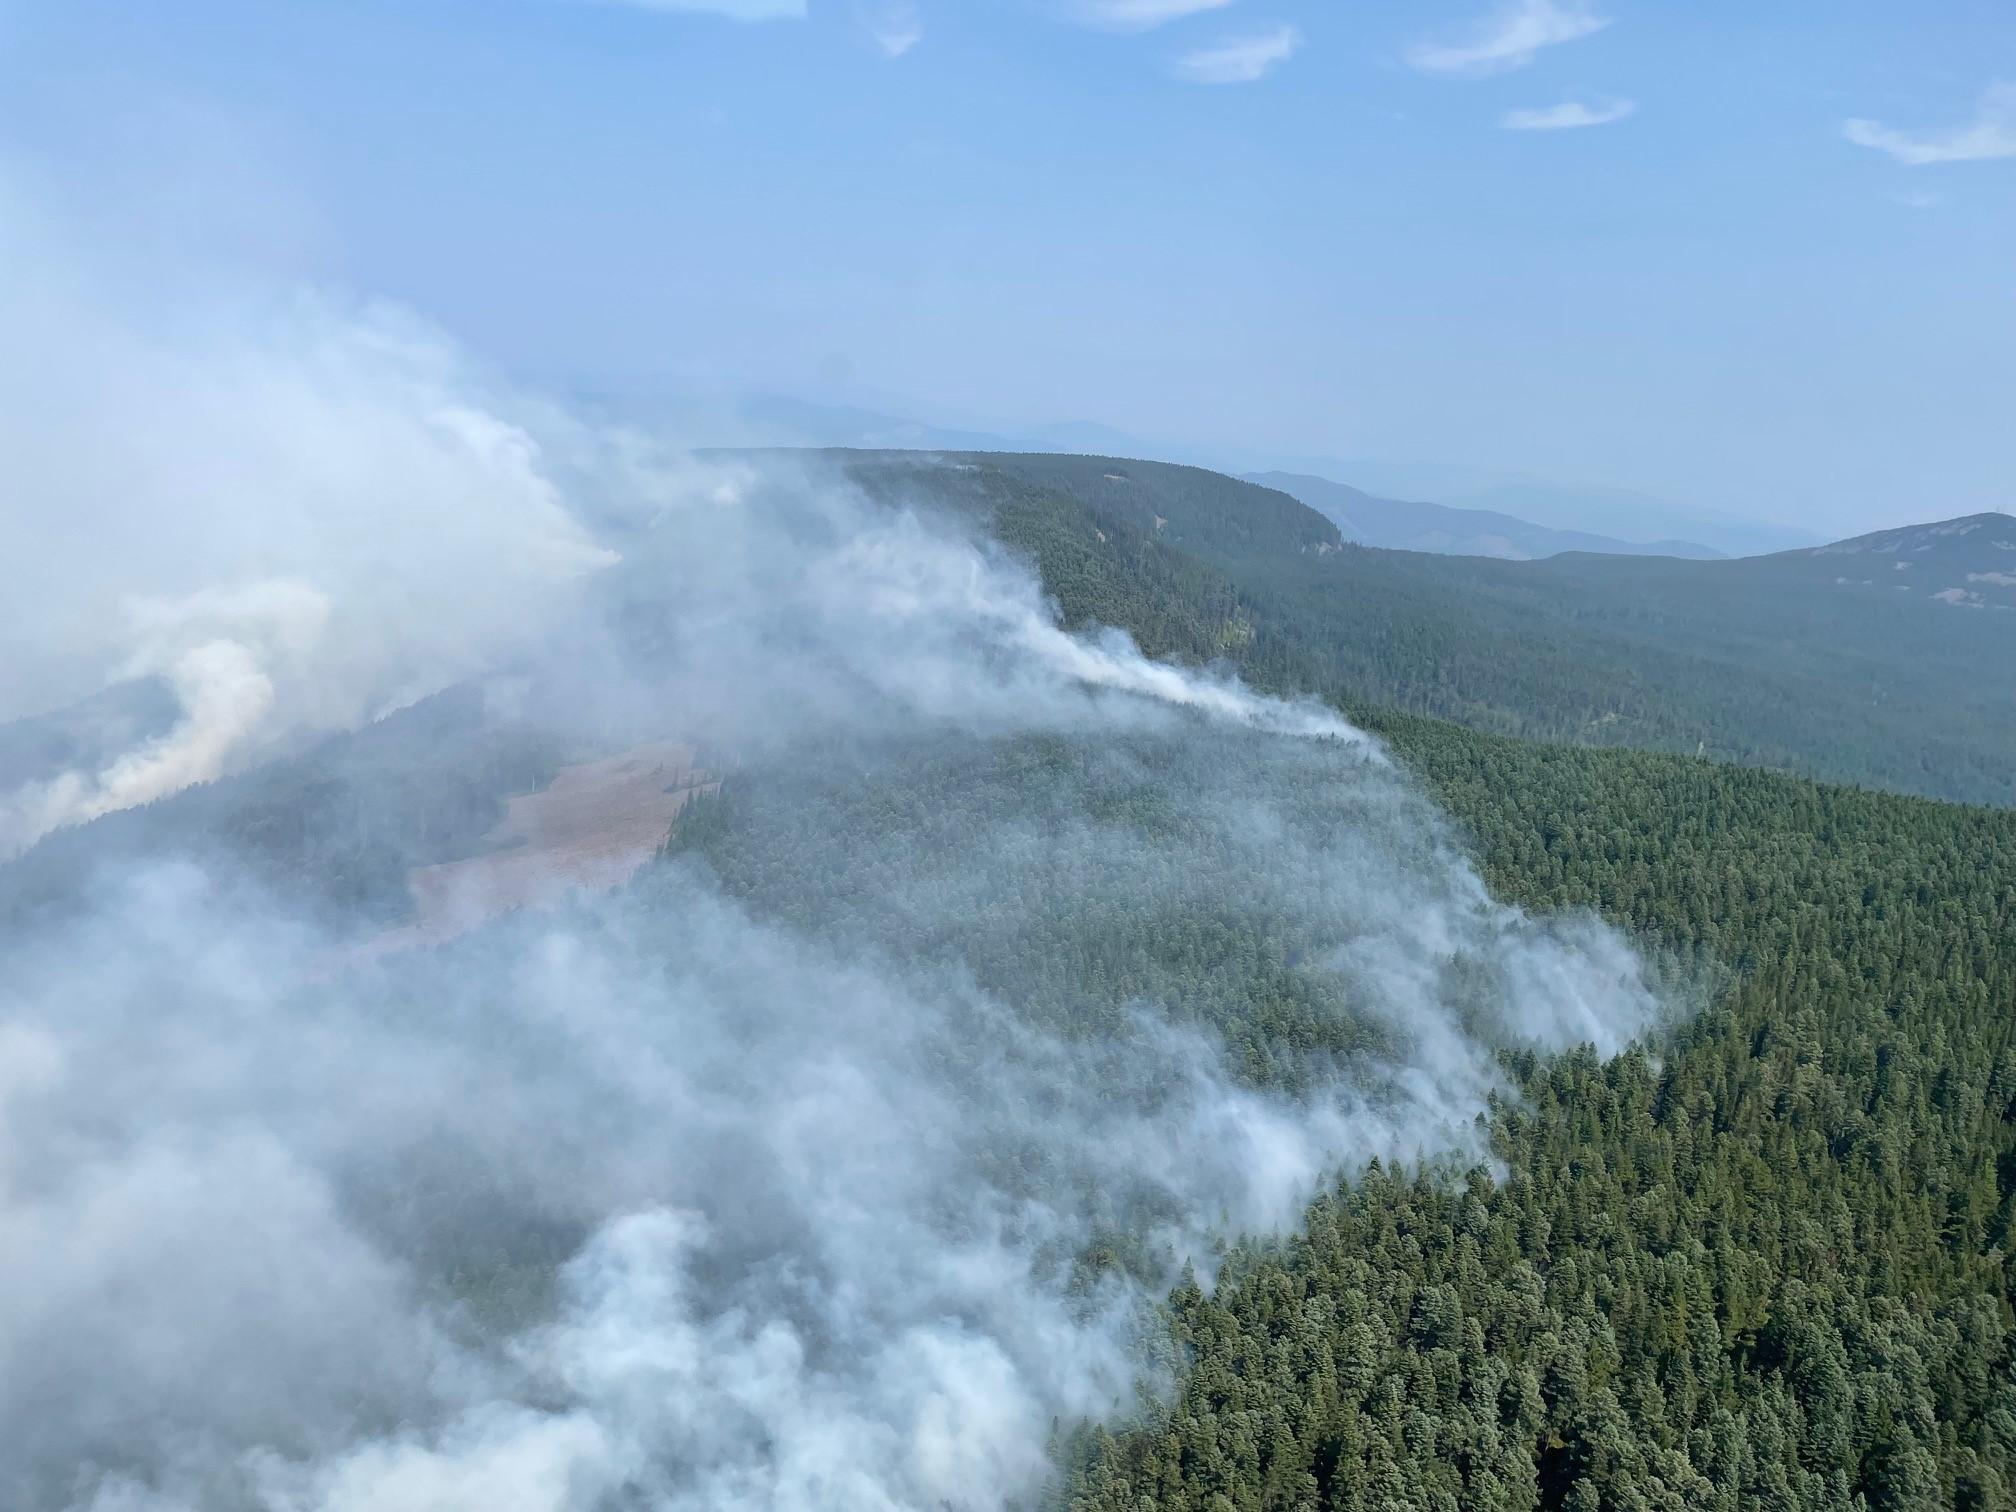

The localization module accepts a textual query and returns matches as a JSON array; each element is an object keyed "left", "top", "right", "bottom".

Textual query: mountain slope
[
  {"left": 1068, "top": 720, "right": 2016, "bottom": 1512},
  {"left": 0, "top": 678, "right": 179, "bottom": 794},
  {"left": 9, "top": 446, "right": 2014, "bottom": 1511},
  {"left": 1798, "top": 512, "right": 2016, "bottom": 609},
  {"left": 0, "top": 687, "right": 567, "bottom": 928},
  {"left": 1249, "top": 470, "right": 1722, "bottom": 560},
  {"left": 825, "top": 450, "right": 2016, "bottom": 806}
]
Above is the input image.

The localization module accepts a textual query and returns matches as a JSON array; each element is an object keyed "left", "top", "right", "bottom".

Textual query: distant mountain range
[
  {"left": 1300, "top": 459, "right": 1820, "bottom": 558},
  {"left": 1246, "top": 471, "right": 1724, "bottom": 561},
  {"left": 558, "top": 385, "right": 1821, "bottom": 558}
]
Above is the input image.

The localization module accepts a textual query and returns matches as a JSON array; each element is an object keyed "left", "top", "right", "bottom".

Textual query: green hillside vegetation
[
  {"left": 670, "top": 727, "right": 1463, "bottom": 1092},
  {"left": 636, "top": 457, "right": 2016, "bottom": 1510},
  {"left": 1800, "top": 514, "right": 2016, "bottom": 611},
  {"left": 659, "top": 711, "right": 2016, "bottom": 1512},
  {"left": 1060, "top": 720, "right": 2016, "bottom": 1512},
  {"left": 8, "top": 447, "right": 2011, "bottom": 1510},
  {"left": 834, "top": 451, "right": 2016, "bottom": 807}
]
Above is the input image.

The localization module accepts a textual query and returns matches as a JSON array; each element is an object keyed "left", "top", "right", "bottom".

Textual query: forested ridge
[
  {"left": 838, "top": 457, "right": 2016, "bottom": 1509},
  {"left": 835, "top": 450, "right": 2016, "bottom": 807},
  {"left": 663, "top": 704, "right": 2016, "bottom": 1510},
  {"left": 1062, "top": 722, "right": 2016, "bottom": 1511},
  {"left": 9, "top": 448, "right": 2011, "bottom": 1509},
  {"left": 649, "top": 487, "right": 2016, "bottom": 1506}
]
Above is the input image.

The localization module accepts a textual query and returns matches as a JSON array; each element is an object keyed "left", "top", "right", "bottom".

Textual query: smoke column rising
[
  {"left": 0, "top": 179, "right": 1663, "bottom": 1512},
  {"left": 0, "top": 175, "right": 614, "bottom": 854}
]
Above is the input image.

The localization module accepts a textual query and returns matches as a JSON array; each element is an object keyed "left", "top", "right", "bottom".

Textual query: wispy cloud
[
  {"left": 1499, "top": 96, "right": 1635, "bottom": 131},
  {"left": 575, "top": 0, "right": 807, "bottom": 15},
  {"left": 1171, "top": 23, "right": 1301, "bottom": 84},
  {"left": 859, "top": 0, "right": 923, "bottom": 56},
  {"left": 1406, "top": 0, "right": 1609, "bottom": 78},
  {"left": 1844, "top": 82, "right": 2016, "bottom": 165},
  {"left": 1071, "top": 0, "right": 1236, "bottom": 31}
]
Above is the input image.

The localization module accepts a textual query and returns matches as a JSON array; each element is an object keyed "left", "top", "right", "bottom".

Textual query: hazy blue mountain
[
  {"left": 555, "top": 382, "right": 1824, "bottom": 557},
  {"left": 1306, "top": 460, "right": 1822, "bottom": 557},
  {"left": 1248, "top": 471, "right": 1722, "bottom": 560},
  {"left": 1452, "top": 477, "right": 1820, "bottom": 557},
  {"left": 732, "top": 394, "right": 1019, "bottom": 452},
  {"left": 552, "top": 385, "right": 1026, "bottom": 453}
]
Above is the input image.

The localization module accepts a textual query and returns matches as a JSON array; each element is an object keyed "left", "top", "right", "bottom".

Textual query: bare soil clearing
[{"left": 372, "top": 741, "right": 712, "bottom": 951}]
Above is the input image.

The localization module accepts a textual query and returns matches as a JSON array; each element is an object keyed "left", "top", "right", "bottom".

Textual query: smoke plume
[
  {"left": 0, "top": 181, "right": 1662, "bottom": 1512},
  {"left": 0, "top": 178, "right": 613, "bottom": 854}
]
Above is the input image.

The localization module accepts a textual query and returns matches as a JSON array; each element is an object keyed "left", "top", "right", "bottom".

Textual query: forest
[
  {"left": 838, "top": 451, "right": 2016, "bottom": 808},
  {"left": 658, "top": 700, "right": 2016, "bottom": 1511},
  {"left": 12, "top": 9, "right": 2015, "bottom": 1507},
  {"left": 823, "top": 454, "right": 2015, "bottom": 1509},
  {"left": 1063, "top": 718, "right": 2016, "bottom": 1511},
  {"left": 4, "top": 449, "right": 2010, "bottom": 1510}
]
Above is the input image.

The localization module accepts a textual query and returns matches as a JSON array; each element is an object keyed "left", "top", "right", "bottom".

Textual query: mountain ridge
[
  {"left": 819, "top": 449, "right": 2016, "bottom": 805},
  {"left": 1788, "top": 510, "right": 2016, "bottom": 609},
  {"left": 1248, "top": 470, "right": 1724, "bottom": 561}
]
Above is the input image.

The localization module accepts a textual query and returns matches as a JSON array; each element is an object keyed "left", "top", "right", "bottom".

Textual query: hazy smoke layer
[
  {"left": 1, "top": 747, "right": 1654, "bottom": 1511},
  {"left": 0, "top": 181, "right": 614, "bottom": 854},
  {"left": 0, "top": 211, "right": 1662, "bottom": 1508},
  {"left": 580, "top": 458, "right": 1377, "bottom": 755}
]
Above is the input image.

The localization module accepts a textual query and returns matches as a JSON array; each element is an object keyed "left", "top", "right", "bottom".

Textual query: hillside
[
  {"left": 26, "top": 16, "right": 2016, "bottom": 1512},
  {"left": 0, "top": 687, "right": 569, "bottom": 928},
  {"left": 0, "top": 677, "right": 178, "bottom": 794},
  {"left": 1798, "top": 512, "right": 2016, "bottom": 610},
  {"left": 1248, "top": 470, "right": 1722, "bottom": 561},
  {"left": 21, "top": 453, "right": 1996, "bottom": 906},
  {"left": 665, "top": 717, "right": 2016, "bottom": 1512},
  {"left": 1066, "top": 718, "right": 2016, "bottom": 1512},
  {"left": 826, "top": 451, "right": 2016, "bottom": 807},
  {"left": 9, "top": 447, "right": 2015, "bottom": 1512}
]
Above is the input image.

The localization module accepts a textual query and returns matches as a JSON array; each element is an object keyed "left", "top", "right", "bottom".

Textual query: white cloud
[
  {"left": 1406, "top": 0, "right": 1609, "bottom": 78},
  {"left": 1499, "top": 96, "right": 1635, "bottom": 131},
  {"left": 1843, "top": 81, "right": 2016, "bottom": 166},
  {"left": 1170, "top": 23, "right": 1301, "bottom": 85},
  {"left": 859, "top": 0, "right": 922, "bottom": 55},
  {"left": 575, "top": 0, "right": 807, "bottom": 18},
  {"left": 1070, "top": 0, "right": 1235, "bottom": 31}
]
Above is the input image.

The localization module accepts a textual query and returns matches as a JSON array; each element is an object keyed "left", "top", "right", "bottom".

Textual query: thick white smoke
[
  {"left": 0, "top": 181, "right": 1664, "bottom": 1512},
  {"left": 561, "top": 456, "right": 1375, "bottom": 756},
  {"left": 0, "top": 179, "right": 615, "bottom": 854},
  {"left": 3, "top": 743, "right": 1656, "bottom": 1512}
]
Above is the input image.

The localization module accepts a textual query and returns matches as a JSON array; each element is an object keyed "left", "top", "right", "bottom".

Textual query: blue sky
[{"left": 2, "top": 0, "right": 2012, "bottom": 534}]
